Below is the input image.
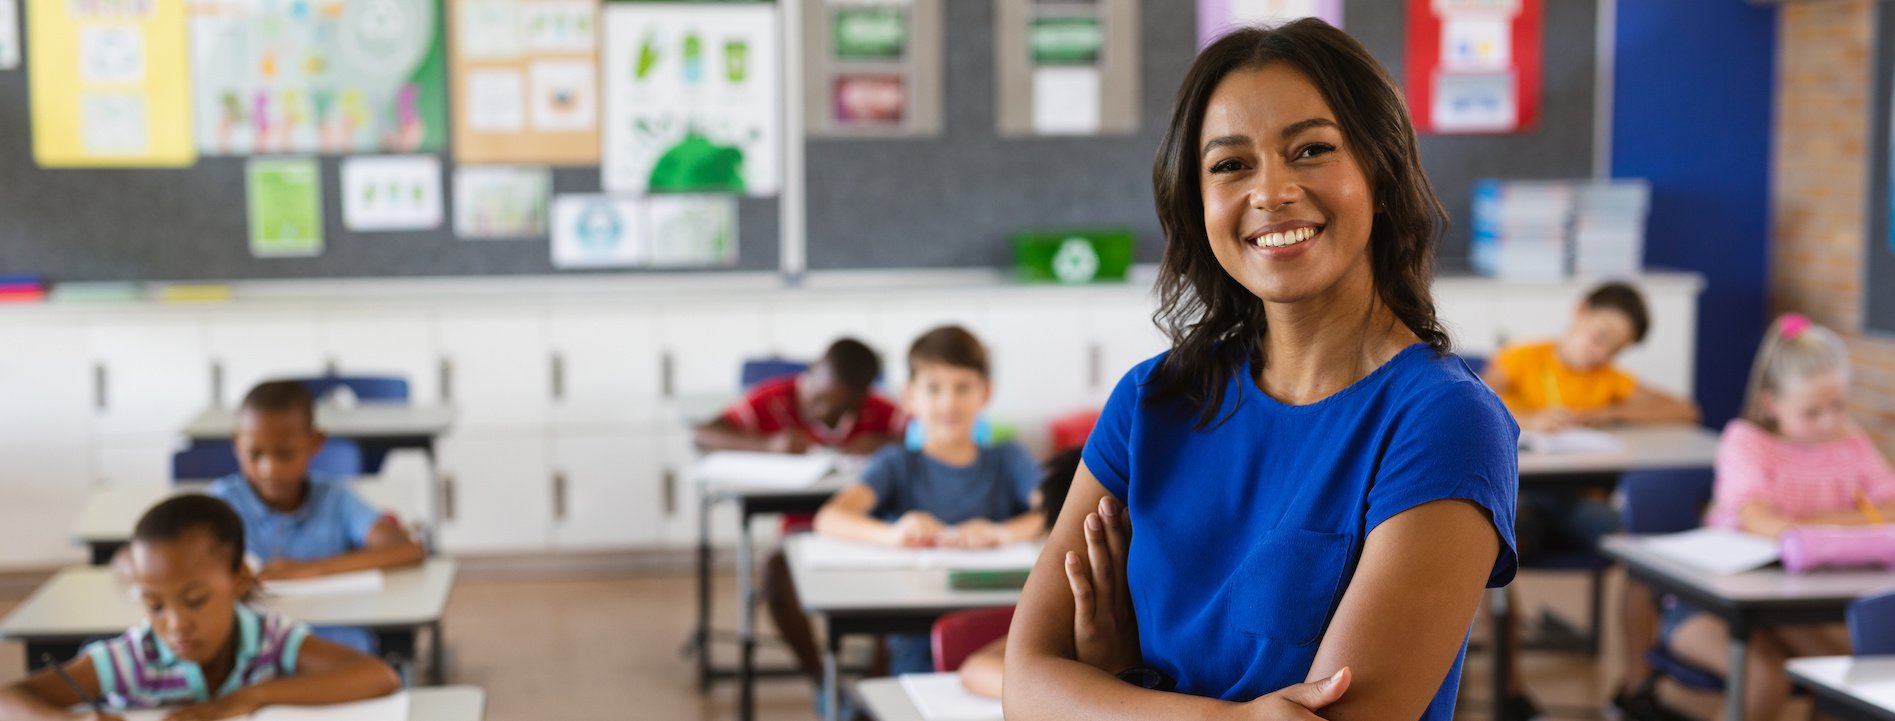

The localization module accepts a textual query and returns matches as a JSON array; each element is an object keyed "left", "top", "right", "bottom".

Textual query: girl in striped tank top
[
  {"left": 1665, "top": 314, "right": 1893, "bottom": 721},
  {"left": 0, "top": 496, "right": 399, "bottom": 720}
]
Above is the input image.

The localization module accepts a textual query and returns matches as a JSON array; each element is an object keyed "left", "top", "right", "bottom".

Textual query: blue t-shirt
[
  {"left": 1082, "top": 344, "right": 1518, "bottom": 719},
  {"left": 208, "top": 473, "right": 384, "bottom": 563},
  {"left": 860, "top": 442, "right": 1042, "bottom": 524}
]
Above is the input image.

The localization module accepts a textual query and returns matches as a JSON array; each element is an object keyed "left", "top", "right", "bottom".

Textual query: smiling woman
[{"left": 1003, "top": 20, "right": 1521, "bottom": 721}]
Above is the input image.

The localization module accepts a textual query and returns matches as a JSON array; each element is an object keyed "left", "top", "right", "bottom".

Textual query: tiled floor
[{"left": 0, "top": 567, "right": 1810, "bottom": 720}]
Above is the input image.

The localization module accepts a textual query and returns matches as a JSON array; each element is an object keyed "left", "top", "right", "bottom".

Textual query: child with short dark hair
[
  {"left": 814, "top": 326, "right": 1045, "bottom": 675},
  {"left": 208, "top": 381, "right": 425, "bottom": 653},
  {"left": 0, "top": 495, "right": 399, "bottom": 720},
  {"left": 695, "top": 337, "right": 902, "bottom": 455}
]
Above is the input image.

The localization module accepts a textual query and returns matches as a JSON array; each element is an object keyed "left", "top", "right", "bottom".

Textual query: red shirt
[{"left": 718, "top": 376, "right": 903, "bottom": 448}]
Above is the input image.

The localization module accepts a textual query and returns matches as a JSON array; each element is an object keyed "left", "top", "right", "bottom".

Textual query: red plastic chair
[
  {"left": 1049, "top": 409, "right": 1102, "bottom": 453},
  {"left": 931, "top": 606, "right": 1016, "bottom": 672}
]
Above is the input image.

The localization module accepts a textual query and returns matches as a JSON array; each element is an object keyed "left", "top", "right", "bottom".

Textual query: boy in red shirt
[{"left": 694, "top": 338, "right": 901, "bottom": 455}]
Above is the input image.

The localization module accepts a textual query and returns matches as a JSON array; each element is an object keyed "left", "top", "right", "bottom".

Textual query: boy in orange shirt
[{"left": 1481, "top": 281, "right": 1699, "bottom": 721}]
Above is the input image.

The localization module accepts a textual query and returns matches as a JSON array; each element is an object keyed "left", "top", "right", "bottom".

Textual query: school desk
[
  {"left": 856, "top": 676, "right": 1004, "bottom": 721},
  {"left": 0, "top": 559, "right": 458, "bottom": 686},
  {"left": 1787, "top": 656, "right": 1895, "bottom": 721},
  {"left": 69, "top": 478, "right": 429, "bottom": 566},
  {"left": 785, "top": 534, "right": 1022, "bottom": 721},
  {"left": 1604, "top": 536, "right": 1895, "bottom": 721},
  {"left": 696, "top": 466, "right": 851, "bottom": 721},
  {"left": 401, "top": 686, "right": 488, "bottom": 721}
]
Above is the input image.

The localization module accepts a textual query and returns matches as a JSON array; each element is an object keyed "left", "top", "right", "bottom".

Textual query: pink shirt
[{"left": 1707, "top": 419, "right": 1895, "bottom": 530}]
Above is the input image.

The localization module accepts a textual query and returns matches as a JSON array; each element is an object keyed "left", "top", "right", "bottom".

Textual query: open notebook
[
  {"left": 260, "top": 569, "right": 384, "bottom": 597},
  {"left": 695, "top": 451, "right": 837, "bottom": 489},
  {"left": 117, "top": 691, "right": 407, "bottom": 721},
  {"left": 1518, "top": 429, "right": 1625, "bottom": 454},
  {"left": 800, "top": 536, "right": 1041, "bottom": 571},
  {"left": 1643, "top": 528, "right": 1782, "bottom": 575},
  {"left": 898, "top": 673, "right": 1004, "bottom": 721}
]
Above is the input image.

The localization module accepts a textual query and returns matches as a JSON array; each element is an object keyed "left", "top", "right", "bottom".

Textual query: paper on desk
[
  {"left": 801, "top": 536, "right": 1041, "bottom": 571},
  {"left": 1643, "top": 528, "right": 1781, "bottom": 575},
  {"left": 111, "top": 692, "right": 408, "bottom": 721},
  {"left": 262, "top": 570, "right": 385, "bottom": 598},
  {"left": 899, "top": 672, "right": 1004, "bottom": 721},
  {"left": 1518, "top": 429, "right": 1625, "bottom": 454},
  {"left": 695, "top": 451, "right": 836, "bottom": 489}
]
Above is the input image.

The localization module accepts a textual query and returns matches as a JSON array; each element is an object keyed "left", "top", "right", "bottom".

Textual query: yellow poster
[{"left": 28, "top": 0, "right": 194, "bottom": 167}]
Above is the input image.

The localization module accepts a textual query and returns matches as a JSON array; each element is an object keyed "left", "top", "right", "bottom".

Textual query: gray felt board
[
  {"left": 0, "top": 0, "right": 1594, "bottom": 281},
  {"left": 1866, "top": 2, "right": 1895, "bottom": 338}
]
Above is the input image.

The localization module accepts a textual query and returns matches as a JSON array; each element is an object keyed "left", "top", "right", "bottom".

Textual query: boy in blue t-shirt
[
  {"left": 210, "top": 381, "right": 427, "bottom": 652},
  {"left": 813, "top": 325, "right": 1044, "bottom": 674}
]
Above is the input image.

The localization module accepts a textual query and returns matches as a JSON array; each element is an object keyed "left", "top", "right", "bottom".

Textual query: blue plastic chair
[
  {"left": 740, "top": 358, "right": 808, "bottom": 390},
  {"left": 1620, "top": 468, "right": 1726, "bottom": 692},
  {"left": 294, "top": 375, "right": 410, "bottom": 403},
  {"left": 170, "top": 438, "right": 365, "bottom": 482},
  {"left": 1463, "top": 354, "right": 1490, "bottom": 376},
  {"left": 1847, "top": 590, "right": 1895, "bottom": 655}
]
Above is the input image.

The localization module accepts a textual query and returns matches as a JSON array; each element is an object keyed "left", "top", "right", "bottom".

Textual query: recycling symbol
[{"left": 1052, "top": 237, "right": 1100, "bottom": 283}]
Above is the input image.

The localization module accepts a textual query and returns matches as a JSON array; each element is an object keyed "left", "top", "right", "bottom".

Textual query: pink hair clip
[{"left": 1781, "top": 313, "right": 1812, "bottom": 340}]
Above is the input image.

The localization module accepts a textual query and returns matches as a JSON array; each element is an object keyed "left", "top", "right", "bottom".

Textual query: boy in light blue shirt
[
  {"left": 814, "top": 326, "right": 1045, "bottom": 674},
  {"left": 211, "top": 381, "right": 427, "bottom": 653}
]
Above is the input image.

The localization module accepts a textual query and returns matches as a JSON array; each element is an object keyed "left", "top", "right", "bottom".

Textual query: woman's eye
[
  {"left": 1295, "top": 143, "right": 1336, "bottom": 159},
  {"left": 1208, "top": 158, "right": 1246, "bottom": 174}
]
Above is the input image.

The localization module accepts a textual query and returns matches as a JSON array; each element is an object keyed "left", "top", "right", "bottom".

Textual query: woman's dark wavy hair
[{"left": 1146, "top": 19, "right": 1451, "bottom": 429}]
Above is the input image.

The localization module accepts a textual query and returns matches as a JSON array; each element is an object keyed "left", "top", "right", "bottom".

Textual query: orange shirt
[{"left": 1491, "top": 341, "right": 1637, "bottom": 413}]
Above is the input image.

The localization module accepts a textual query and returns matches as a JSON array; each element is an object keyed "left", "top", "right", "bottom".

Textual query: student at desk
[
  {"left": 0, "top": 496, "right": 399, "bottom": 721},
  {"left": 205, "top": 381, "right": 425, "bottom": 654},
  {"left": 1481, "top": 282, "right": 1701, "bottom": 721},
  {"left": 1667, "top": 315, "right": 1891, "bottom": 721},
  {"left": 814, "top": 326, "right": 1044, "bottom": 676}
]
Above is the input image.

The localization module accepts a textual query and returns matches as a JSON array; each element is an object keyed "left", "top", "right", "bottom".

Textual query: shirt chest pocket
[{"left": 1223, "top": 528, "right": 1354, "bottom": 647}]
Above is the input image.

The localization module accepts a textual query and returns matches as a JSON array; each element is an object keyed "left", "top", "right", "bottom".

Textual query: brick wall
[{"left": 1771, "top": 0, "right": 1895, "bottom": 456}]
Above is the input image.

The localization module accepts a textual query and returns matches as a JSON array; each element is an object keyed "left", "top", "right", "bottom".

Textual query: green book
[{"left": 949, "top": 568, "right": 1032, "bottom": 591}]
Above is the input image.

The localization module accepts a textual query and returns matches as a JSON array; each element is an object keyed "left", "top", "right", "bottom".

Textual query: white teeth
[{"left": 1253, "top": 227, "right": 1318, "bottom": 248}]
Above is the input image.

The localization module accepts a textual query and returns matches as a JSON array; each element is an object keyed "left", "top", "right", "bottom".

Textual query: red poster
[{"left": 1405, "top": 0, "right": 1541, "bottom": 134}]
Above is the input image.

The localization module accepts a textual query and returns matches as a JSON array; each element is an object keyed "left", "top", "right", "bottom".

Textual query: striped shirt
[
  {"left": 82, "top": 604, "right": 310, "bottom": 708},
  {"left": 1707, "top": 419, "right": 1895, "bottom": 530}
]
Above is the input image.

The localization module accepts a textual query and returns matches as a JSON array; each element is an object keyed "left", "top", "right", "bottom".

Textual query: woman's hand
[
  {"left": 1231, "top": 668, "right": 1353, "bottom": 720},
  {"left": 1064, "top": 496, "right": 1142, "bottom": 674},
  {"left": 162, "top": 689, "right": 263, "bottom": 721}
]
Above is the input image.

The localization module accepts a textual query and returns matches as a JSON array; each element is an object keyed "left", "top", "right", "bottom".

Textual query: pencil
[
  {"left": 1857, "top": 489, "right": 1887, "bottom": 525},
  {"left": 40, "top": 653, "right": 105, "bottom": 715},
  {"left": 1542, "top": 365, "right": 1564, "bottom": 409}
]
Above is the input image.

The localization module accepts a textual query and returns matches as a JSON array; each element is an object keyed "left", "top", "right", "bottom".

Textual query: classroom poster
[
  {"left": 552, "top": 194, "right": 645, "bottom": 268},
  {"left": 453, "top": 166, "right": 551, "bottom": 238},
  {"left": 27, "top": 0, "right": 195, "bottom": 166},
  {"left": 647, "top": 194, "right": 736, "bottom": 267},
  {"left": 340, "top": 155, "right": 444, "bottom": 231},
  {"left": 1197, "top": 0, "right": 1341, "bottom": 47},
  {"left": 451, "top": 0, "right": 602, "bottom": 165},
  {"left": 1404, "top": 0, "right": 1541, "bottom": 134},
  {"left": 1028, "top": 13, "right": 1103, "bottom": 135},
  {"left": 829, "top": 3, "right": 907, "bottom": 127},
  {"left": 189, "top": 0, "right": 449, "bottom": 155},
  {"left": 247, "top": 158, "right": 324, "bottom": 257},
  {"left": 601, "top": 2, "right": 781, "bottom": 196},
  {"left": 0, "top": 0, "right": 19, "bottom": 69}
]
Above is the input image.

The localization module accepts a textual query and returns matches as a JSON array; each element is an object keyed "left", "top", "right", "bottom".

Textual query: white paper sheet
[
  {"left": 0, "top": 0, "right": 18, "bottom": 70},
  {"left": 521, "top": 1, "right": 595, "bottom": 53},
  {"left": 898, "top": 672, "right": 1004, "bottom": 721},
  {"left": 453, "top": 165, "right": 551, "bottom": 238},
  {"left": 1643, "top": 528, "right": 1782, "bottom": 576},
  {"left": 111, "top": 691, "right": 408, "bottom": 721},
  {"left": 1031, "top": 66, "right": 1101, "bottom": 135},
  {"left": 528, "top": 59, "right": 597, "bottom": 132},
  {"left": 1441, "top": 14, "right": 1511, "bottom": 72},
  {"left": 800, "top": 536, "right": 1042, "bottom": 571},
  {"left": 646, "top": 194, "right": 737, "bottom": 267},
  {"left": 467, "top": 68, "right": 527, "bottom": 132},
  {"left": 262, "top": 569, "right": 385, "bottom": 598},
  {"left": 1431, "top": 71, "right": 1516, "bottom": 133},
  {"left": 1518, "top": 429, "right": 1624, "bottom": 455},
  {"left": 551, "top": 194, "right": 646, "bottom": 268},
  {"left": 457, "top": 0, "right": 521, "bottom": 59},
  {"left": 340, "top": 155, "right": 444, "bottom": 232},
  {"left": 694, "top": 451, "right": 835, "bottom": 490}
]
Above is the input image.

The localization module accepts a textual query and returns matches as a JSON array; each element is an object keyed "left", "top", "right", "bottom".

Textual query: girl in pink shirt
[{"left": 1671, "top": 314, "right": 1892, "bottom": 720}]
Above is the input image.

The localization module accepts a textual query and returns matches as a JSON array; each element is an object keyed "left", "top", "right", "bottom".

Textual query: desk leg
[
  {"left": 1490, "top": 587, "right": 1510, "bottom": 721},
  {"left": 697, "top": 487, "right": 714, "bottom": 693},
  {"left": 823, "top": 624, "right": 841, "bottom": 721},
  {"left": 430, "top": 621, "right": 446, "bottom": 686},
  {"left": 737, "top": 506, "right": 756, "bottom": 721},
  {"left": 1725, "top": 619, "right": 1750, "bottom": 721}
]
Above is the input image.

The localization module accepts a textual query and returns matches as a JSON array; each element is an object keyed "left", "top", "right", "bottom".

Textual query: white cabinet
[
  {"left": 764, "top": 304, "right": 879, "bottom": 364},
  {"left": 1617, "top": 290, "right": 1696, "bottom": 397},
  {"left": 658, "top": 306, "right": 769, "bottom": 396},
  {"left": 0, "top": 321, "right": 95, "bottom": 490},
  {"left": 318, "top": 313, "right": 442, "bottom": 403},
  {"left": 90, "top": 318, "right": 211, "bottom": 446},
  {"left": 551, "top": 432, "right": 666, "bottom": 550},
  {"left": 982, "top": 301, "right": 1091, "bottom": 451},
  {"left": 549, "top": 311, "right": 663, "bottom": 429},
  {"left": 1087, "top": 296, "right": 1168, "bottom": 399},
  {"left": 659, "top": 427, "right": 737, "bottom": 549},
  {"left": 437, "top": 434, "right": 552, "bottom": 554},
  {"left": 206, "top": 314, "right": 324, "bottom": 406},
  {"left": 435, "top": 311, "right": 551, "bottom": 430}
]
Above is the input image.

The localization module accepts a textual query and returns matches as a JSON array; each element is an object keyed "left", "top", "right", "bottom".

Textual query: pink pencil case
[{"left": 1779, "top": 525, "right": 1895, "bottom": 573}]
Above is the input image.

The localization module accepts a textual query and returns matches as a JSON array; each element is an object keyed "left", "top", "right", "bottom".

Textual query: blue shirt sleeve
[
  {"left": 1082, "top": 357, "right": 1155, "bottom": 501},
  {"left": 997, "top": 442, "right": 1043, "bottom": 515},
  {"left": 1370, "top": 380, "right": 1521, "bottom": 588},
  {"left": 325, "top": 481, "right": 385, "bottom": 550},
  {"left": 859, "top": 445, "right": 908, "bottom": 520}
]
